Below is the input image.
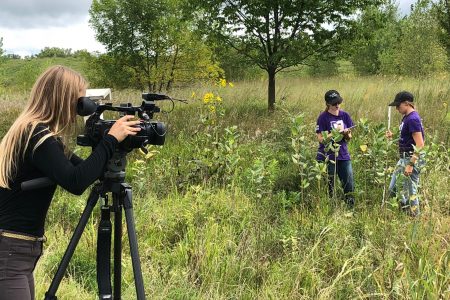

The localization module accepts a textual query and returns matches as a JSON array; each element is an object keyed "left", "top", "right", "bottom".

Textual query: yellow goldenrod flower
[
  {"left": 219, "top": 78, "right": 227, "bottom": 87},
  {"left": 209, "top": 105, "right": 216, "bottom": 113},
  {"left": 216, "top": 96, "right": 222, "bottom": 102},
  {"left": 228, "top": 82, "right": 234, "bottom": 87},
  {"left": 191, "top": 91, "right": 196, "bottom": 99},
  {"left": 203, "top": 92, "right": 214, "bottom": 104}
]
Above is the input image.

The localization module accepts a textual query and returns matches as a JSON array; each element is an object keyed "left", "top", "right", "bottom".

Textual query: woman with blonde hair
[{"left": 0, "top": 65, "right": 141, "bottom": 299}]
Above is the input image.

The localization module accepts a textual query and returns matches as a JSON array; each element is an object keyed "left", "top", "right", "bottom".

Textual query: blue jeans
[
  {"left": 388, "top": 156, "right": 424, "bottom": 215},
  {"left": 326, "top": 160, "right": 355, "bottom": 205}
]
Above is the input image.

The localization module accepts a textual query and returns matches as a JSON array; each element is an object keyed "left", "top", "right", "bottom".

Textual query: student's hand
[
  {"left": 386, "top": 130, "right": 393, "bottom": 139},
  {"left": 342, "top": 128, "right": 352, "bottom": 140},
  {"left": 108, "top": 115, "right": 141, "bottom": 142},
  {"left": 404, "top": 164, "right": 413, "bottom": 176}
]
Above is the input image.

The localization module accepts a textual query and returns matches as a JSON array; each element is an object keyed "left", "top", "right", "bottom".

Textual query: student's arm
[
  {"left": 317, "top": 132, "right": 324, "bottom": 143},
  {"left": 404, "top": 132, "right": 424, "bottom": 176},
  {"left": 69, "top": 153, "right": 84, "bottom": 166},
  {"left": 316, "top": 115, "right": 328, "bottom": 143},
  {"left": 343, "top": 113, "right": 354, "bottom": 140},
  {"left": 408, "top": 116, "right": 425, "bottom": 165},
  {"left": 409, "top": 132, "right": 424, "bottom": 164}
]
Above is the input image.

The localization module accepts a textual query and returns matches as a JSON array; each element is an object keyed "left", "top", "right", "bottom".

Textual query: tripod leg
[
  {"left": 97, "top": 204, "right": 112, "bottom": 299},
  {"left": 45, "top": 184, "right": 101, "bottom": 300},
  {"left": 113, "top": 193, "right": 123, "bottom": 298},
  {"left": 121, "top": 184, "right": 146, "bottom": 300}
]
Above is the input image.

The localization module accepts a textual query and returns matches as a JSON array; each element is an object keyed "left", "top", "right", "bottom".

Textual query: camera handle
[{"left": 44, "top": 181, "right": 146, "bottom": 300}]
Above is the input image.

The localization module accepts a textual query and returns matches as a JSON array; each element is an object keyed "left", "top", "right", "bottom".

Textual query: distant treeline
[{"left": 3, "top": 47, "right": 92, "bottom": 59}]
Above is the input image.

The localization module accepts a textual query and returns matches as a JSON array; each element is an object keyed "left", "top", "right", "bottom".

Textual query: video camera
[{"left": 76, "top": 93, "right": 168, "bottom": 152}]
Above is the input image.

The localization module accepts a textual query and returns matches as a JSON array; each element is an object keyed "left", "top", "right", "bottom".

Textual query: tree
[
  {"left": 380, "top": 0, "right": 447, "bottom": 76},
  {"left": 346, "top": 1, "right": 400, "bottom": 75},
  {"left": 90, "top": 0, "right": 221, "bottom": 91},
  {"left": 82, "top": 53, "right": 136, "bottom": 89},
  {"left": 305, "top": 54, "right": 339, "bottom": 77},
  {"left": 4, "top": 54, "right": 21, "bottom": 59},
  {"left": 73, "top": 49, "right": 92, "bottom": 58},
  {"left": 0, "top": 37, "right": 4, "bottom": 57},
  {"left": 213, "top": 42, "right": 263, "bottom": 80},
  {"left": 36, "top": 47, "right": 73, "bottom": 58},
  {"left": 435, "top": 0, "right": 450, "bottom": 61},
  {"left": 0, "top": 38, "right": 5, "bottom": 83},
  {"left": 190, "top": 0, "right": 383, "bottom": 111}
]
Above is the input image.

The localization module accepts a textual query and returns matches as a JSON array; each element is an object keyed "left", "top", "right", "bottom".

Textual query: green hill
[{"left": 0, "top": 57, "right": 87, "bottom": 91}]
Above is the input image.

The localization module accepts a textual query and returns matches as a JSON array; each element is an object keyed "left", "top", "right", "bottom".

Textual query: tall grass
[{"left": 1, "top": 75, "right": 449, "bottom": 299}]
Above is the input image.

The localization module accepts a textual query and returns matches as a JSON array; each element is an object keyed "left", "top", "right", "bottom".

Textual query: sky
[
  {"left": 0, "top": 0, "right": 104, "bottom": 57},
  {"left": 0, "top": 0, "right": 418, "bottom": 58}
]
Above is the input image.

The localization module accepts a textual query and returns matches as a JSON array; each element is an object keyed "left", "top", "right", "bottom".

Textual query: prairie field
[{"left": 1, "top": 75, "right": 449, "bottom": 299}]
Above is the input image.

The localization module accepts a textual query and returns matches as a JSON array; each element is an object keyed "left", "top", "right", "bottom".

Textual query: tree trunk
[
  {"left": 147, "top": 80, "right": 156, "bottom": 92},
  {"left": 267, "top": 67, "right": 276, "bottom": 111},
  {"left": 166, "top": 45, "right": 179, "bottom": 91}
]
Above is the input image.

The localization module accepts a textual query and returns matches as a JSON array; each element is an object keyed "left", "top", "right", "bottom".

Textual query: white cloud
[
  {"left": 1, "top": 16, "right": 105, "bottom": 57},
  {"left": 0, "top": 0, "right": 104, "bottom": 57},
  {"left": 0, "top": 0, "right": 91, "bottom": 28}
]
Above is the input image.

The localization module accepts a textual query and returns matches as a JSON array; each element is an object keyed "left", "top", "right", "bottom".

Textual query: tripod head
[{"left": 100, "top": 151, "right": 129, "bottom": 194}]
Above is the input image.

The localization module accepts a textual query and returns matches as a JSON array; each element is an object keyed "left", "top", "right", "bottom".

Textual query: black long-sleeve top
[{"left": 0, "top": 125, "right": 118, "bottom": 236}]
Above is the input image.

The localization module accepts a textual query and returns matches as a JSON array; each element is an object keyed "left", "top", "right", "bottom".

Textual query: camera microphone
[
  {"left": 141, "top": 93, "right": 170, "bottom": 101},
  {"left": 77, "top": 97, "right": 98, "bottom": 116}
]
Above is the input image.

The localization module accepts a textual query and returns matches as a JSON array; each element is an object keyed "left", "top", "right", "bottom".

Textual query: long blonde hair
[{"left": 0, "top": 65, "right": 87, "bottom": 189}]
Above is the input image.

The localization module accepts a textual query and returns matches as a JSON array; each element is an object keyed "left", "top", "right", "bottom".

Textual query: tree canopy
[
  {"left": 0, "top": 37, "right": 4, "bottom": 57},
  {"left": 345, "top": 1, "right": 400, "bottom": 75},
  {"left": 36, "top": 47, "right": 73, "bottom": 58},
  {"left": 190, "top": 0, "right": 383, "bottom": 111},
  {"left": 89, "top": 0, "right": 222, "bottom": 91},
  {"left": 435, "top": 0, "right": 450, "bottom": 59}
]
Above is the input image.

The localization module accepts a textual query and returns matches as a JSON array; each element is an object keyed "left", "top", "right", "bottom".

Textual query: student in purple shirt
[
  {"left": 386, "top": 91, "right": 425, "bottom": 217},
  {"left": 316, "top": 90, "right": 355, "bottom": 207}
]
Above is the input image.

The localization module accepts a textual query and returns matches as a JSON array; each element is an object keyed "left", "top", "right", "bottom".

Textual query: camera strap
[{"left": 97, "top": 204, "right": 112, "bottom": 298}]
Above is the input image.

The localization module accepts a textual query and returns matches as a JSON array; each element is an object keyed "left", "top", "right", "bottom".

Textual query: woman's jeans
[
  {"left": 388, "top": 156, "right": 424, "bottom": 215},
  {"left": 0, "top": 233, "right": 43, "bottom": 300},
  {"left": 327, "top": 160, "right": 355, "bottom": 206}
]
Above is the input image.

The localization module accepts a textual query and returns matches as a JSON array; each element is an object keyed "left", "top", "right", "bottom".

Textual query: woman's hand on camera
[{"left": 108, "top": 115, "right": 141, "bottom": 142}]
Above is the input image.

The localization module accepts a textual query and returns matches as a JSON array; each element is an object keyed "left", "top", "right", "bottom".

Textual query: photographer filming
[{"left": 0, "top": 65, "right": 141, "bottom": 300}]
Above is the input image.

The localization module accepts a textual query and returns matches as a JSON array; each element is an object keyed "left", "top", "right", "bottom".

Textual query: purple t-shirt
[
  {"left": 316, "top": 110, "right": 354, "bottom": 161},
  {"left": 399, "top": 111, "right": 424, "bottom": 155}
]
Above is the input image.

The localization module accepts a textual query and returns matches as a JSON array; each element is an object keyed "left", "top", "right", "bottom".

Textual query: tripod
[{"left": 44, "top": 153, "right": 146, "bottom": 300}]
